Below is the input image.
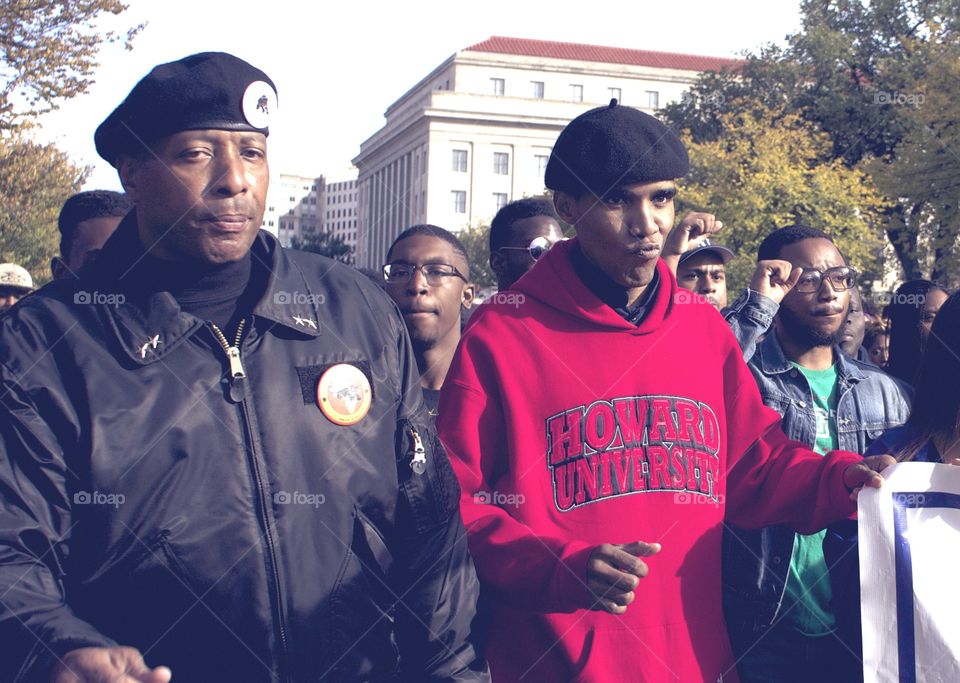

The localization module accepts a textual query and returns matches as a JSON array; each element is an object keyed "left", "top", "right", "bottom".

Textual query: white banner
[{"left": 859, "top": 462, "right": 960, "bottom": 683}]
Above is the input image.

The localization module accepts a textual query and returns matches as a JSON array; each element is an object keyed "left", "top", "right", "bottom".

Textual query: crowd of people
[{"left": 0, "top": 50, "right": 954, "bottom": 683}]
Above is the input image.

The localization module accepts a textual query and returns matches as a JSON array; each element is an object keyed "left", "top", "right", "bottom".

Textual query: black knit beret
[
  {"left": 544, "top": 99, "right": 689, "bottom": 197},
  {"left": 95, "top": 52, "right": 278, "bottom": 167}
]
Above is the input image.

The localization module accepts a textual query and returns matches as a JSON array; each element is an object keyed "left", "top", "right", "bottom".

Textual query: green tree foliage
[
  {"left": 1, "top": 0, "right": 142, "bottom": 130},
  {"left": 0, "top": 136, "right": 86, "bottom": 282},
  {"left": 864, "top": 40, "right": 960, "bottom": 284},
  {"left": 678, "top": 105, "right": 887, "bottom": 296},
  {"left": 457, "top": 222, "right": 496, "bottom": 289},
  {"left": 663, "top": 0, "right": 960, "bottom": 284},
  {"left": 290, "top": 230, "right": 355, "bottom": 265},
  {"left": 0, "top": 0, "right": 140, "bottom": 283}
]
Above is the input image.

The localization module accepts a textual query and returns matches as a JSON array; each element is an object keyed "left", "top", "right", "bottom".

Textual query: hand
[
  {"left": 585, "top": 541, "right": 661, "bottom": 614},
  {"left": 749, "top": 259, "right": 801, "bottom": 305},
  {"left": 843, "top": 454, "right": 896, "bottom": 501},
  {"left": 663, "top": 212, "right": 724, "bottom": 263},
  {"left": 50, "top": 647, "right": 172, "bottom": 683}
]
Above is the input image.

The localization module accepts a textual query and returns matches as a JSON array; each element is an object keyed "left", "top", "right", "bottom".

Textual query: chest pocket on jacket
[{"left": 396, "top": 417, "right": 461, "bottom": 536}]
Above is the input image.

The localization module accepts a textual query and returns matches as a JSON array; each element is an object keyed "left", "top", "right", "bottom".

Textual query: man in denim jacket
[{"left": 722, "top": 225, "right": 910, "bottom": 683}]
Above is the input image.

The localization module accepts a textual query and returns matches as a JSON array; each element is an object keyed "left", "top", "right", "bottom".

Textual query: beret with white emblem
[
  {"left": 545, "top": 99, "right": 688, "bottom": 197},
  {"left": 94, "top": 51, "right": 278, "bottom": 167}
]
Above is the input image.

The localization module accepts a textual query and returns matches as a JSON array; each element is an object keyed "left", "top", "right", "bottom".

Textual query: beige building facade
[{"left": 353, "top": 36, "right": 740, "bottom": 268}]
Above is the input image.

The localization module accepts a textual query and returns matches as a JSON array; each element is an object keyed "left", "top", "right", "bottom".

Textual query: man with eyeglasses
[
  {"left": 722, "top": 224, "right": 911, "bottom": 683},
  {"left": 383, "top": 225, "right": 475, "bottom": 415},
  {"left": 437, "top": 101, "right": 895, "bottom": 682},
  {"left": 489, "top": 197, "right": 564, "bottom": 291}
]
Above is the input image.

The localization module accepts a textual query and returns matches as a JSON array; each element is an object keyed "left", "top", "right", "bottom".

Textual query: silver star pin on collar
[
  {"left": 139, "top": 334, "right": 161, "bottom": 359},
  {"left": 292, "top": 315, "right": 317, "bottom": 329}
]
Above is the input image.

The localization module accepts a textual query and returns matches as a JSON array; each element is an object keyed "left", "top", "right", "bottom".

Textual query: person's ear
[
  {"left": 116, "top": 154, "right": 144, "bottom": 201},
  {"left": 490, "top": 251, "right": 506, "bottom": 278},
  {"left": 51, "top": 257, "right": 68, "bottom": 281},
  {"left": 461, "top": 283, "right": 476, "bottom": 310},
  {"left": 553, "top": 191, "right": 580, "bottom": 226}
]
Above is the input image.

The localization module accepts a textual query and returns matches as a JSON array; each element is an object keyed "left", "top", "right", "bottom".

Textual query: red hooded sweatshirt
[{"left": 437, "top": 238, "right": 861, "bottom": 683}]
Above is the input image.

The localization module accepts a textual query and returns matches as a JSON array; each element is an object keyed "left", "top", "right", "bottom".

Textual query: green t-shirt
[{"left": 784, "top": 363, "right": 839, "bottom": 636}]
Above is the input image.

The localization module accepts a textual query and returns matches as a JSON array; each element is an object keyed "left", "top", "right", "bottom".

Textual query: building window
[
  {"left": 571, "top": 84, "right": 583, "bottom": 102},
  {"left": 532, "top": 81, "right": 544, "bottom": 99},
  {"left": 491, "top": 78, "right": 504, "bottom": 96},
  {"left": 452, "top": 190, "right": 466, "bottom": 214},
  {"left": 493, "top": 193, "right": 508, "bottom": 210},
  {"left": 452, "top": 149, "right": 468, "bottom": 172},
  {"left": 646, "top": 90, "right": 660, "bottom": 109},
  {"left": 609, "top": 87, "right": 621, "bottom": 102},
  {"left": 493, "top": 152, "right": 509, "bottom": 175},
  {"left": 536, "top": 154, "right": 549, "bottom": 178}
]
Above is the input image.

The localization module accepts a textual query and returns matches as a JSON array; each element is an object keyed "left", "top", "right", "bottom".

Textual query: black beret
[
  {"left": 545, "top": 99, "right": 689, "bottom": 197},
  {"left": 95, "top": 52, "right": 278, "bottom": 167}
]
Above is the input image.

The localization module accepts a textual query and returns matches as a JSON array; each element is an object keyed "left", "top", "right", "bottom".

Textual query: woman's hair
[
  {"left": 897, "top": 290, "right": 960, "bottom": 461},
  {"left": 863, "top": 319, "right": 888, "bottom": 359},
  {"left": 884, "top": 280, "right": 947, "bottom": 385}
]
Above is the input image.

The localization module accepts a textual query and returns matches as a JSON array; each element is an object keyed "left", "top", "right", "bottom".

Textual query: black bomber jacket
[{"left": 0, "top": 216, "right": 488, "bottom": 682}]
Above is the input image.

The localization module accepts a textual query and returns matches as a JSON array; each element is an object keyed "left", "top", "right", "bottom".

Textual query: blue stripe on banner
[
  {"left": 892, "top": 499, "right": 915, "bottom": 683},
  {"left": 891, "top": 491, "right": 960, "bottom": 683}
]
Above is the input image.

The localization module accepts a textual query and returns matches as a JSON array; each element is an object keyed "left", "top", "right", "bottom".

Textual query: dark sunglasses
[{"left": 497, "top": 236, "right": 556, "bottom": 261}]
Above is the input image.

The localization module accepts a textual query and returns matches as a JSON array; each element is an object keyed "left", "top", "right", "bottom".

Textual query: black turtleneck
[
  {"left": 127, "top": 251, "right": 254, "bottom": 332},
  {"left": 103, "top": 214, "right": 266, "bottom": 332},
  {"left": 570, "top": 244, "right": 659, "bottom": 325}
]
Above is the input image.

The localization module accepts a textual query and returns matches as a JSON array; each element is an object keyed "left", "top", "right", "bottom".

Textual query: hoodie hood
[{"left": 512, "top": 236, "right": 677, "bottom": 334}]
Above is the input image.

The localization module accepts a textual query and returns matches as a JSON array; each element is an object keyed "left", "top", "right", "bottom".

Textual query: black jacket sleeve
[
  {"left": 0, "top": 371, "right": 117, "bottom": 682},
  {"left": 390, "top": 324, "right": 490, "bottom": 682}
]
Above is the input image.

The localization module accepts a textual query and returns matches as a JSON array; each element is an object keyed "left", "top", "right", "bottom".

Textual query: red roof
[{"left": 464, "top": 36, "right": 743, "bottom": 72}]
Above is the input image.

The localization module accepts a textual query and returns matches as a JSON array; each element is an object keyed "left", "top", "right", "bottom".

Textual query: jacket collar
[
  {"left": 756, "top": 329, "right": 865, "bottom": 382},
  {"left": 89, "top": 213, "right": 322, "bottom": 366}
]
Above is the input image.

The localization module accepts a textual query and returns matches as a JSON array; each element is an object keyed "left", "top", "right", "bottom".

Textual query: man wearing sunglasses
[
  {"left": 723, "top": 225, "right": 911, "bottom": 682},
  {"left": 437, "top": 101, "right": 895, "bottom": 683},
  {"left": 383, "top": 225, "right": 475, "bottom": 416},
  {"left": 489, "top": 197, "right": 564, "bottom": 291}
]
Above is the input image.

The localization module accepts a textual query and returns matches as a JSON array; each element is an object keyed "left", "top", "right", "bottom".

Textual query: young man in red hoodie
[{"left": 436, "top": 100, "right": 893, "bottom": 683}]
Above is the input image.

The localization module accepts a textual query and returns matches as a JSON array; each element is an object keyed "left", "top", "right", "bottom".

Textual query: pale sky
[{"left": 31, "top": 0, "right": 803, "bottom": 191}]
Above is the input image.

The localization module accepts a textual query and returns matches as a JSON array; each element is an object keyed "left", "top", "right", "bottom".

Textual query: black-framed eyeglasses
[
  {"left": 382, "top": 262, "right": 467, "bottom": 286},
  {"left": 497, "top": 236, "right": 555, "bottom": 261},
  {"left": 794, "top": 266, "right": 858, "bottom": 294}
]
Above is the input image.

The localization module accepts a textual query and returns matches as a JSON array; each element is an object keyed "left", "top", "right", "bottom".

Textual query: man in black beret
[
  {"left": 0, "top": 52, "right": 487, "bottom": 683},
  {"left": 436, "top": 100, "right": 893, "bottom": 682}
]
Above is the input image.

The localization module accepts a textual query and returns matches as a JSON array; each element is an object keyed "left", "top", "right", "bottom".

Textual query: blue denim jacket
[{"left": 721, "top": 290, "right": 912, "bottom": 636}]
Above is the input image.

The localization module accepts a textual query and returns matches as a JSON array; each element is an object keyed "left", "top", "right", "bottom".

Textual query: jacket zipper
[
  {"left": 211, "top": 319, "right": 290, "bottom": 681},
  {"left": 409, "top": 425, "right": 427, "bottom": 475}
]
